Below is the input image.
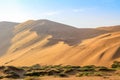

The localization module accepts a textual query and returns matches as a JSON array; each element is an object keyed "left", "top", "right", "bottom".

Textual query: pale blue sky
[{"left": 0, "top": 0, "right": 120, "bottom": 28}]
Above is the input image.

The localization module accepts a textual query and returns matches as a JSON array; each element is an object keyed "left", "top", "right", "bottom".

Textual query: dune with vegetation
[
  {"left": 0, "top": 19, "right": 120, "bottom": 80},
  {"left": 0, "top": 20, "right": 120, "bottom": 67}
]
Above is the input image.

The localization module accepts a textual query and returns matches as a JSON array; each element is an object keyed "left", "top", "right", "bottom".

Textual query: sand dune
[
  {"left": 0, "top": 20, "right": 120, "bottom": 67},
  {"left": 0, "top": 22, "right": 18, "bottom": 56},
  {"left": 97, "top": 25, "right": 120, "bottom": 32}
]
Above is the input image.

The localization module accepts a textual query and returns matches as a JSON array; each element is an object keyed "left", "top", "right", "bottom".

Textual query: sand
[{"left": 0, "top": 20, "right": 120, "bottom": 67}]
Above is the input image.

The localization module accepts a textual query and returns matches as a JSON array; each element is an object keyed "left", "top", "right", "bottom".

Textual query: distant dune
[
  {"left": 97, "top": 25, "right": 120, "bottom": 32},
  {"left": 0, "top": 19, "right": 120, "bottom": 67},
  {"left": 0, "top": 22, "right": 19, "bottom": 56}
]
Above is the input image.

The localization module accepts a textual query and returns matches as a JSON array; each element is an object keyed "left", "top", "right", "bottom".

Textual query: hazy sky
[{"left": 0, "top": 0, "right": 120, "bottom": 28}]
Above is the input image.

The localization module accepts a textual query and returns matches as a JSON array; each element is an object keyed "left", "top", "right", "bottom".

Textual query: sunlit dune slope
[
  {"left": 63, "top": 31, "right": 120, "bottom": 66},
  {"left": 0, "top": 20, "right": 120, "bottom": 67}
]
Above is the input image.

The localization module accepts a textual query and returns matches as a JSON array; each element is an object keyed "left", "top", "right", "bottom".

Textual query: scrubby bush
[
  {"left": 24, "top": 71, "right": 47, "bottom": 76},
  {"left": 30, "top": 64, "right": 41, "bottom": 70},
  {"left": 97, "top": 66, "right": 114, "bottom": 71},
  {"left": 47, "top": 69, "right": 61, "bottom": 75},
  {"left": 0, "top": 76, "right": 4, "bottom": 79},
  {"left": 76, "top": 72, "right": 105, "bottom": 77},
  {"left": 63, "top": 68, "right": 74, "bottom": 74},
  {"left": 63, "top": 65, "right": 80, "bottom": 69},
  {"left": 93, "top": 72, "right": 104, "bottom": 76},
  {"left": 3, "top": 66, "right": 24, "bottom": 74},
  {"left": 0, "top": 66, "right": 5, "bottom": 70},
  {"left": 79, "top": 65, "right": 96, "bottom": 71},
  {"left": 5, "top": 71, "right": 20, "bottom": 78},
  {"left": 76, "top": 72, "right": 93, "bottom": 77},
  {"left": 111, "top": 61, "right": 120, "bottom": 68},
  {"left": 57, "top": 72, "right": 68, "bottom": 77}
]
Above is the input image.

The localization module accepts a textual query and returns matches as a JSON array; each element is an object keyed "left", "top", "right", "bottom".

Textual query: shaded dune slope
[{"left": 0, "top": 22, "right": 18, "bottom": 56}]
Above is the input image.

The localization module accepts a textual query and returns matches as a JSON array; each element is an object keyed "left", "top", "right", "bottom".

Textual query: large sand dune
[{"left": 0, "top": 20, "right": 120, "bottom": 67}]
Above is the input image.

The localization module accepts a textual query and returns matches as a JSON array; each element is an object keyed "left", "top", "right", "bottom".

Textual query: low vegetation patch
[
  {"left": 111, "top": 61, "right": 120, "bottom": 69},
  {"left": 97, "top": 66, "right": 115, "bottom": 71},
  {"left": 0, "top": 61, "right": 120, "bottom": 79}
]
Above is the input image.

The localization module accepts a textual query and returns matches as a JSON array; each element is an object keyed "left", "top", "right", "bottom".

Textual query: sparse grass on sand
[{"left": 0, "top": 61, "right": 120, "bottom": 80}]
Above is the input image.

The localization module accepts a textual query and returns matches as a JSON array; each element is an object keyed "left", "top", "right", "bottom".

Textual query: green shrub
[
  {"left": 5, "top": 71, "right": 20, "bottom": 78},
  {"left": 0, "top": 66, "right": 5, "bottom": 70},
  {"left": 93, "top": 72, "right": 103, "bottom": 76},
  {"left": 111, "top": 61, "right": 120, "bottom": 68},
  {"left": 97, "top": 66, "right": 114, "bottom": 71},
  {"left": 76, "top": 72, "right": 104, "bottom": 77},
  {"left": 63, "top": 68, "right": 74, "bottom": 74},
  {"left": 47, "top": 69, "right": 61, "bottom": 76},
  {"left": 63, "top": 65, "right": 80, "bottom": 69},
  {"left": 0, "top": 76, "right": 4, "bottom": 79},
  {"left": 30, "top": 64, "right": 41, "bottom": 70},
  {"left": 24, "top": 71, "right": 47, "bottom": 76},
  {"left": 79, "top": 65, "right": 96, "bottom": 71},
  {"left": 57, "top": 72, "right": 68, "bottom": 77},
  {"left": 76, "top": 72, "right": 93, "bottom": 77}
]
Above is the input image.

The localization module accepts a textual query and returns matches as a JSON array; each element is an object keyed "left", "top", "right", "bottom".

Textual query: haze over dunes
[
  {"left": 0, "top": 22, "right": 18, "bottom": 56},
  {"left": 0, "top": 19, "right": 120, "bottom": 67}
]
